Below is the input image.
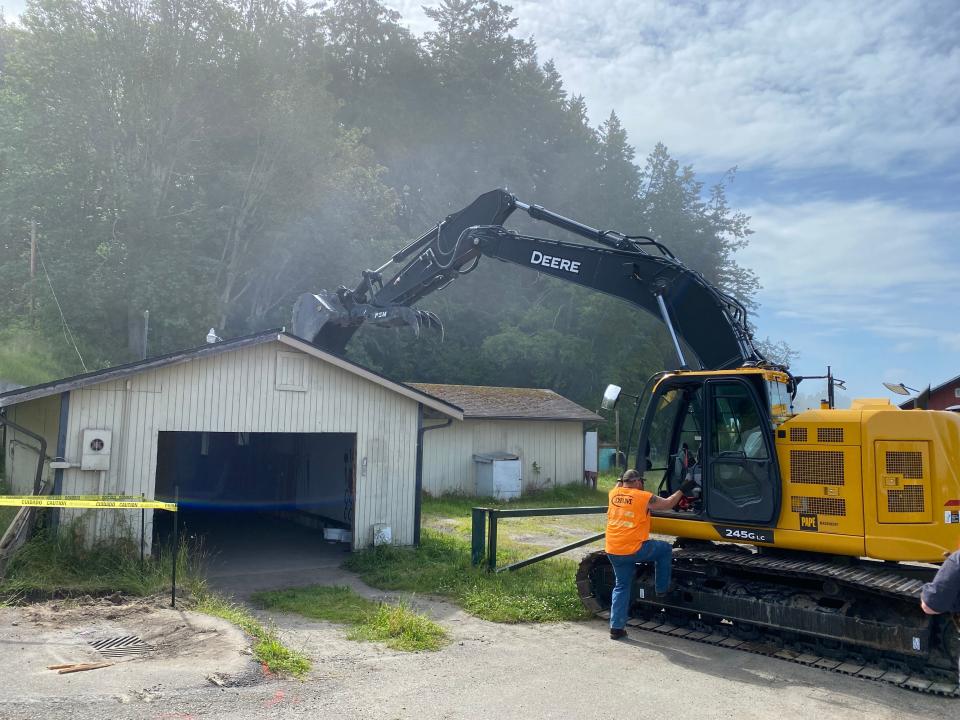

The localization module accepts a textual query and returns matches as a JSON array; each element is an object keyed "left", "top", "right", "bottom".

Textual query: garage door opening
[{"left": 154, "top": 431, "right": 356, "bottom": 591}]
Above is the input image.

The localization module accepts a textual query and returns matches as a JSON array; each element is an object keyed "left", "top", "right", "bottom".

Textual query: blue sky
[
  {"left": 3, "top": 1, "right": 958, "bottom": 403},
  {"left": 382, "top": 0, "right": 960, "bottom": 404}
]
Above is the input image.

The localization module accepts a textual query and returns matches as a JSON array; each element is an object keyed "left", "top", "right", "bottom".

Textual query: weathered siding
[
  {"left": 54, "top": 341, "right": 419, "bottom": 549},
  {"left": 422, "top": 419, "right": 585, "bottom": 496},
  {"left": 4, "top": 394, "right": 60, "bottom": 494}
]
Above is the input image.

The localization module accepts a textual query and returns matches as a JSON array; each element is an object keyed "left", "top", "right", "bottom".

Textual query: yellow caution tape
[{"left": 0, "top": 496, "right": 177, "bottom": 511}]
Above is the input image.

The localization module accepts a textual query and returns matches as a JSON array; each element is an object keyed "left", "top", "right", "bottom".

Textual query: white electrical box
[
  {"left": 584, "top": 431, "right": 598, "bottom": 473},
  {"left": 80, "top": 429, "right": 112, "bottom": 471},
  {"left": 473, "top": 452, "right": 521, "bottom": 500}
]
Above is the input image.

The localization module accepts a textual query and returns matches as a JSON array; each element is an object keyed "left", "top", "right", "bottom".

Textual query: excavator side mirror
[{"left": 601, "top": 384, "right": 622, "bottom": 410}]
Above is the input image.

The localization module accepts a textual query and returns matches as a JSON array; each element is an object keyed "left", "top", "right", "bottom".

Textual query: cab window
[{"left": 711, "top": 383, "right": 768, "bottom": 460}]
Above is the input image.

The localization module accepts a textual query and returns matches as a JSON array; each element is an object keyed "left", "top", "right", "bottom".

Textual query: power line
[{"left": 36, "top": 243, "right": 88, "bottom": 372}]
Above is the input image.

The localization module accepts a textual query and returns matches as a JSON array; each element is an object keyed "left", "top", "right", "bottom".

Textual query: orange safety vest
[{"left": 605, "top": 486, "right": 653, "bottom": 555}]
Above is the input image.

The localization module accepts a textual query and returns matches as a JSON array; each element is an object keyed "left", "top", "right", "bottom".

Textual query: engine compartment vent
[
  {"left": 817, "top": 427, "right": 844, "bottom": 443},
  {"left": 885, "top": 450, "right": 923, "bottom": 479},
  {"left": 789, "top": 427, "right": 807, "bottom": 443},
  {"left": 790, "top": 450, "right": 844, "bottom": 485},
  {"left": 875, "top": 441, "right": 931, "bottom": 523},
  {"left": 791, "top": 496, "right": 846, "bottom": 517},
  {"left": 887, "top": 485, "right": 925, "bottom": 514}
]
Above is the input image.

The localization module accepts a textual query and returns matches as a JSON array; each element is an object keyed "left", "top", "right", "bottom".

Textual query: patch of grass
[
  {"left": 252, "top": 585, "right": 448, "bottom": 652},
  {"left": 422, "top": 480, "right": 613, "bottom": 521},
  {"left": 345, "top": 529, "right": 591, "bottom": 623},
  {"left": 252, "top": 585, "right": 378, "bottom": 624},
  {"left": 0, "top": 526, "right": 198, "bottom": 599},
  {"left": 193, "top": 591, "right": 310, "bottom": 677},
  {"left": 348, "top": 601, "right": 448, "bottom": 651}
]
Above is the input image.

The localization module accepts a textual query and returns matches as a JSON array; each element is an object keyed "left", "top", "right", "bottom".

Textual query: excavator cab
[{"left": 633, "top": 370, "right": 782, "bottom": 527}]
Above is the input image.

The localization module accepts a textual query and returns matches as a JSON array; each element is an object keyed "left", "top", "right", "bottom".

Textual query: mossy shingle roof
[{"left": 407, "top": 383, "right": 602, "bottom": 422}]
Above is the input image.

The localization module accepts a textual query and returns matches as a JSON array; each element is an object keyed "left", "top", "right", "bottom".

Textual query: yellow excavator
[{"left": 293, "top": 189, "right": 960, "bottom": 694}]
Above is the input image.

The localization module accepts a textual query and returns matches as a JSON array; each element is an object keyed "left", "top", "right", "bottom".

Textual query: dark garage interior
[{"left": 154, "top": 431, "right": 356, "bottom": 590}]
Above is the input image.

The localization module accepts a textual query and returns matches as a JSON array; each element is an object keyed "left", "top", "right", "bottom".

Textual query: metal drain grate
[{"left": 89, "top": 636, "right": 154, "bottom": 658}]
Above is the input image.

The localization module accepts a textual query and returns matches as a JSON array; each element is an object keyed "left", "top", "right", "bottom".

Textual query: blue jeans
[{"left": 608, "top": 539, "right": 673, "bottom": 630}]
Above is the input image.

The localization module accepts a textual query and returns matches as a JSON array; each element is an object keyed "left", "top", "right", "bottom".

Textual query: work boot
[
  {"left": 655, "top": 583, "right": 675, "bottom": 599},
  {"left": 610, "top": 628, "right": 627, "bottom": 640}
]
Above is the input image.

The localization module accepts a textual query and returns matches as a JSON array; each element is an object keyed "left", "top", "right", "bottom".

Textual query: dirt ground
[
  {"left": 0, "top": 585, "right": 955, "bottom": 720},
  {"left": 0, "top": 594, "right": 257, "bottom": 714}
]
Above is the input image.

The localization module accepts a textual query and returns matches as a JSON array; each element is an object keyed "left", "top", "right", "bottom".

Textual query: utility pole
[
  {"left": 30, "top": 219, "right": 37, "bottom": 279},
  {"left": 29, "top": 219, "right": 37, "bottom": 318},
  {"left": 142, "top": 310, "right": 150, "bottom": 360},
  {"left": 614, "top": 409, "right": 621, "bottom": 468}
]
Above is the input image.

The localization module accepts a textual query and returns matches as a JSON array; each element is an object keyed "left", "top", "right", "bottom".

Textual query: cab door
[{"left": 703, "top": 379, "right": 780, "bottom": 525}]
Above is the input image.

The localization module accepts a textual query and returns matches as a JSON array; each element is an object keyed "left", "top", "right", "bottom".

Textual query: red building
[{"left": 899, "top": 374, "right": 960, "bottom": 411}]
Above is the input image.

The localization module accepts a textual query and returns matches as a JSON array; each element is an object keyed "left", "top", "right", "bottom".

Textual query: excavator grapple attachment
[{"left": 292, "top": 290, "right": 441, "bottom": 355}]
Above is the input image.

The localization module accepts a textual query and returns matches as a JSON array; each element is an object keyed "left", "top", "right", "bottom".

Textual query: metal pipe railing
[{"left": 471, "top": 505, "right": 607, "bottom": 572}]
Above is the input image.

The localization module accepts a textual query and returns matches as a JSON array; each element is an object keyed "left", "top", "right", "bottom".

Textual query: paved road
[{"left": 1, "top": 590, "right": 955, "bottom": 720}]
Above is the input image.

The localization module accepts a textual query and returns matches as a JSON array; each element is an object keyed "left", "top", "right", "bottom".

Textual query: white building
[
  {"left": 1, "top": 330, "right": 461, "bottom": 550},
  {"left": 408, "top": 383, "right": 602, "bottom": 496}
]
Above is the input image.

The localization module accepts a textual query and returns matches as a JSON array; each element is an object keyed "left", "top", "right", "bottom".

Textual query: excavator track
[{"left": 577, "top": 547, "right": 959, "bottom": 696}]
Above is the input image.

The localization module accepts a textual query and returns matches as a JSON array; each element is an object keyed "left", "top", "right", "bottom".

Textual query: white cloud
[
  {"left": 740, "top": 197, "right": 960, "bottom": 352},
  {"left": 386, "top": 0, "right": 960, "bottom": 175}
]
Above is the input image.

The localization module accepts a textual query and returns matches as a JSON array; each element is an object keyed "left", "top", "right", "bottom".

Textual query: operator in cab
[{"left": 606, "top": 468, "right": 695, "bottom": 640}]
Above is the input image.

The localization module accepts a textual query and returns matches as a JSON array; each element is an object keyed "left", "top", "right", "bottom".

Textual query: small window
[
  {"left": 276, "top": 351, "right": 308, "bottom": 392},
  {"left": 766, "top": 380, "right": 792, "bottom": 424},
  {"left": 954, "top": 387, "right": 960, "bottom": 399}
]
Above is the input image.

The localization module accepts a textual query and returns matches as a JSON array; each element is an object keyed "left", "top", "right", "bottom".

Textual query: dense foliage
[{"left": 0, "top": 0, "right": 761, "bottom": 428}]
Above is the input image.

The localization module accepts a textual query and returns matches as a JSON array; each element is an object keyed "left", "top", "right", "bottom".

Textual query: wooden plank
[{"left": 57, "top": 662, "right": 113, "bottom": 674}]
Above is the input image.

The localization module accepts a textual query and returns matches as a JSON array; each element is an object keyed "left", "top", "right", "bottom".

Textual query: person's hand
[
  {"left": 921, "top": 599, "right": 940, "bottom": 615},
  {"left": 679, "top": 478, "right": 698, "bottom": 495}
]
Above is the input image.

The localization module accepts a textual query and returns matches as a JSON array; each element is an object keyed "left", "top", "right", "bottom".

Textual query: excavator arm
[{"left": 292, "top": 189, "right": 766, "bottom": 371}]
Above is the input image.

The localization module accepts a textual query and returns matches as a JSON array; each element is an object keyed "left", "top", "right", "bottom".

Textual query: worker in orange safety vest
[{"left": 606, "top": 468, "right": 694, "bottom": 640}]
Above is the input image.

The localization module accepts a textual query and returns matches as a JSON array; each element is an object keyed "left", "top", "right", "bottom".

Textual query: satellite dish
[{"left": 882, "top": 382, "right": 917, "bottom": 396}]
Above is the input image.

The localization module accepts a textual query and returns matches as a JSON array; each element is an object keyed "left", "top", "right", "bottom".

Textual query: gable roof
[
  {"left": 897, "top": 373, "right": 960, "bottom": 409},
  {"left": 0, "top": 330, "right": 463, "bottom": 420},
  {"left": 931, "top": 373, "right": 960, "bottom": 396},
  {"left": 406, "top": 383, "right": 602, "bottom": 422}
]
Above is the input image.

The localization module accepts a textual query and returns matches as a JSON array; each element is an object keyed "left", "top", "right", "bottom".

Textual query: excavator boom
[{"left": 293, "top": 189, "right": 765, "bottom": 370}]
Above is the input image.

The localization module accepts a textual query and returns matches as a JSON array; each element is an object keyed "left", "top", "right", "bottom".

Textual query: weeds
[
  {"left": 0, "top": 527, "right": 198, "bottom": 599},
  {"left": 375, "top": 480, "right": 618, "bottom": 623},
  {"left": 193, "top": 591, "right": 311, "bottom": 678},
  {"left": 345, "top": 529, "right": 590, "bottom": 623},
  {"left": 348, "top": 601, "right": 448, "bottom": 651},
  {"left": 253, "top": 585, "right": 448, "bottom": 652},
  {"left": 0, "top": 480, "right": 15, "bottom": 537}
]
